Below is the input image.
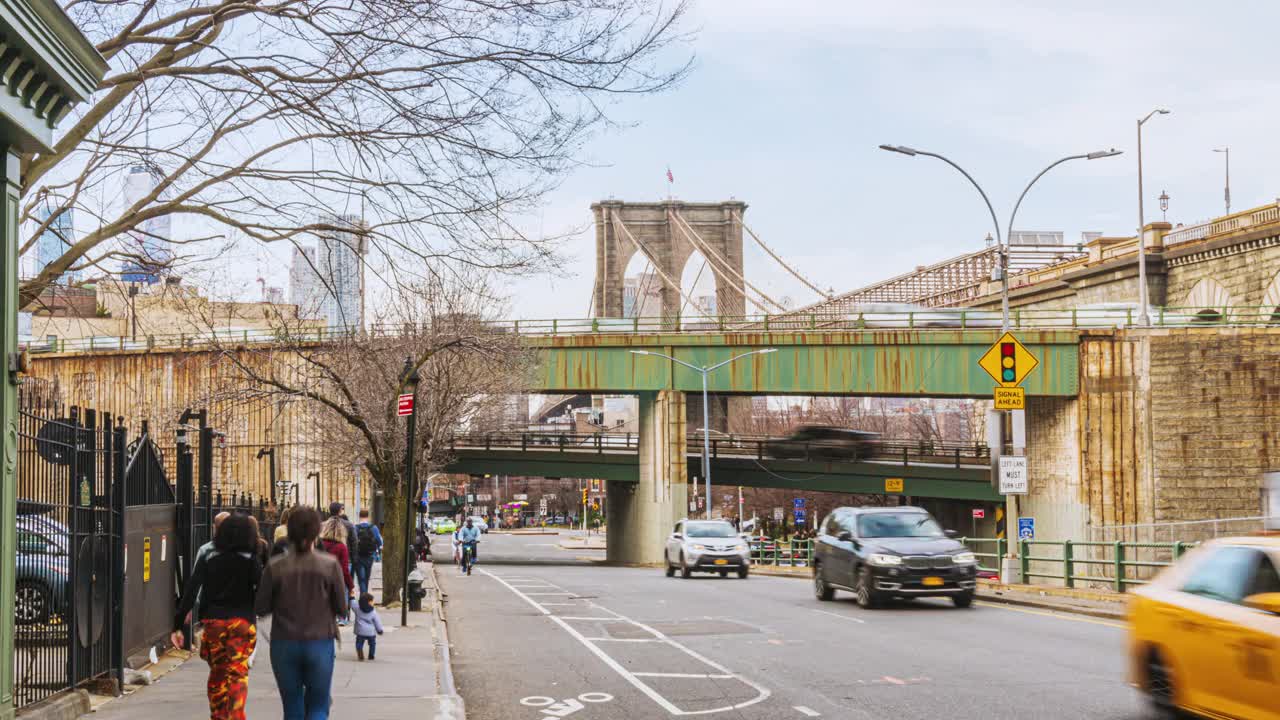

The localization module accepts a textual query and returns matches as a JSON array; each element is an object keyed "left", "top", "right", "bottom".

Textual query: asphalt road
[{"left": 438, "top": 533, "right": 1147, "bottom": 720}]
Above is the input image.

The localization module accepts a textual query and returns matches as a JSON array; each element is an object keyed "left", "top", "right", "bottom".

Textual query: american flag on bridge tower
[{"left": 666, "top": 166, "right": 674, "bottom": 183}]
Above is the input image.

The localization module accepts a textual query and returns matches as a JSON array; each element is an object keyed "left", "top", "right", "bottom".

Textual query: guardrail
[
  {"left": 448, "top": 432, "right": 990, "bottom": 468},
  {"left": 959, "top": 538, "right": 1194, "bottom": 591},
  {"left": 23, "top": 306, "right": 1280, "bottom": 355},
  {"left": 750, "top": 538, "right": 813, "bottom": 566}
]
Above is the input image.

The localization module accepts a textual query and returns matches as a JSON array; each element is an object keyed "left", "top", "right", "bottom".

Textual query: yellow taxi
[{"left": 1128, "top": 536, "right": 1280, "bottom": 719}]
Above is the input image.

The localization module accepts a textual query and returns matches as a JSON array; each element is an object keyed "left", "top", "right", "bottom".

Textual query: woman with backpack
[{"left": 171, "top": 514, "right": 263, "bottom": 720}]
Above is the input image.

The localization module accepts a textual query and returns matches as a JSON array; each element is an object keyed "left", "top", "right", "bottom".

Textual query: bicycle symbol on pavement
[{"left": 520, "top": 692, "right": 614, "bottom": 718}]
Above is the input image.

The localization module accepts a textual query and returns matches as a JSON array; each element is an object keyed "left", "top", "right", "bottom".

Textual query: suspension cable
[
  {"left": 734, "top": 211, "right": 831, "bottom": 299},
  {"left": 670, "top": 209, "right": 786, "bottom": 313},
  {"left": 611, "top": 215, "right": 706, "bottom": 314}
]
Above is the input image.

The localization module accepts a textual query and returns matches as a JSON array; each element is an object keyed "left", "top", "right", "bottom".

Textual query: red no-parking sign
[{"left": 397, "top": 394, "right": 415, "bottom": 416}]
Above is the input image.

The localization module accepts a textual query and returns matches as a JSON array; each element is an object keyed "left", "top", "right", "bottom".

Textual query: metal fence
[
  {"left": 959, "top": 537, "right": 1196, "bottom": 592},
  {"left": 15, "top": 398, "right": 125, "bottom": 709},
  {"left": 749, "top": 538, "right": 813, "bottom": 566}
]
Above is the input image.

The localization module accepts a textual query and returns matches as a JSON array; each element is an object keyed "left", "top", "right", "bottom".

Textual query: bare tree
[
  {"left": 22, "top": 0, "right": 692, "bottom": 307},
  {"left": 214, "top": 275, "right": 529, "bottom": 603}
]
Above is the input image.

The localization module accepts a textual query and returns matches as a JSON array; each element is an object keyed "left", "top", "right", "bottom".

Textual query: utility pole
[{"left": 399, "top": 357, "right": 420, "bottom": 627}]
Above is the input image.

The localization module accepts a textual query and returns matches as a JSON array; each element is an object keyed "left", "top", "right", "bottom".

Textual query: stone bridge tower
[{"left": 592, "top": 200, "right": 747, "bottom": 318}]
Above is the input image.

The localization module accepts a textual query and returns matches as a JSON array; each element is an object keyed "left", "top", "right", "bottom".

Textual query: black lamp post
[{"left": 400, "top": 356, "right": 421, "bottom": 627}]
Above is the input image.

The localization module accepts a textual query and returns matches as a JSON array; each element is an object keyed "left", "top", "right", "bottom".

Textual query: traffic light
[
  {"left": 1000, "top": 342, "right": 1016, "bottom": 383},
  {"left": 581, "top": 488, "right": 588, "bottom": 505}
]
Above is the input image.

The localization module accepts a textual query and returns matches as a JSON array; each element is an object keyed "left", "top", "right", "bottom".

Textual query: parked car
[
  {"left": 466, "top": 516, "right": 489, "bottom": 533},
  {"left": 1127, "top": 536, "right": 1279, "bottom": 719},
  {"left": 664, "top": 519, "right": 750, "bottom": 579},
  {"left": 765, "top": 425, "right": 881, "bottom": 461},
  {"left": 434, "top": 518, "right": 458, "bottom": 535},
  {"left": 15, "top": 526, "right": 69, "bottom": 625},
  {"left": 812, "top": 506, "right": 978, "bottom": 608}
]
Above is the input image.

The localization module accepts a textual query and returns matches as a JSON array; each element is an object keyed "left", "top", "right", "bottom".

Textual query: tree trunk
[{"left": 379, "top": 481, "right": 408, "bottom": 607}]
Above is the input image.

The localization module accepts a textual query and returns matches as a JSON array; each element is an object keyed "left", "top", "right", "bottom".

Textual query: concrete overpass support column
[{"left": 607, "top": 390, "right": 687, "bottom": 564}]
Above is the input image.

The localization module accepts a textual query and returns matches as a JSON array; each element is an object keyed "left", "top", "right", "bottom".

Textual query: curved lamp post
[
  {"left": 1136, "top": 108, "right": 1171, "bottom": 325},
  {"left": 630, "top": 348, "right": 777, "bottom": 519}
]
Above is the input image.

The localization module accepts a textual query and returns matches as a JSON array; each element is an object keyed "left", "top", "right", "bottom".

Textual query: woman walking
[
  {"left": 171, "top": 514, "right": 263, "bottom": 720},
  {"left": 319, "top": 516, "right": 355, "bottom": 625},
  {"left": 256, "top": 506, "right": 349, "bottom": 720}
]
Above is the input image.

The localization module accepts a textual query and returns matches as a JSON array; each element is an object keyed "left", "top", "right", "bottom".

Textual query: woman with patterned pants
[{"left": 173, "top": 514, "right": 264, "bottom": 720}]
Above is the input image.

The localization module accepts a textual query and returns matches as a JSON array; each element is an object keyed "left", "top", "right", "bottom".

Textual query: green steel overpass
[{"left": 444, "top": 433, "right": 999, "bottom": 501}]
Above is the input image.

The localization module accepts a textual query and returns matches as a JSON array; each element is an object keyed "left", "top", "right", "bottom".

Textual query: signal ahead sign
[
  {"left": 979, "top": 332, "right": 1039, "bottom": 388},
  {"left": 397, "top": 394, "right": 415, "bottom": 416}
]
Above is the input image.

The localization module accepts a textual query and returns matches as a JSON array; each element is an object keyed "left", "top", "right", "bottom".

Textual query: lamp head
[
  {"left": 1086, "top": 149, "right": 1123, "bottom": 160},
  {"left": 630, "top": 350, "right": 650, "bottom": 356},
  {"left": 878, "top": 144, "right": 919, "bottom": 157}
]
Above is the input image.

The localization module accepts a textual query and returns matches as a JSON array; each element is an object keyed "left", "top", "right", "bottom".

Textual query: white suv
[{"left": 664, "top": 519, "right": 750, "bottom": 579}]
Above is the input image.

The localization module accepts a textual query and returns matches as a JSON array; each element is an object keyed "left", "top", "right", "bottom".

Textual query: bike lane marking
[{"left": 481, "top": 569, "right": 771, "bottom": 716}]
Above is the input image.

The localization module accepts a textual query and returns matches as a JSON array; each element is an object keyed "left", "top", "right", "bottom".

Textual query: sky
[{"left": 240, "top": 0, "right": 1280, "bottom": 319}]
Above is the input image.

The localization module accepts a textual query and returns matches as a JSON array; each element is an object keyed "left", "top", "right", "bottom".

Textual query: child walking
[{"left": 353, "top": 593, "right": 384, "bottom": 661}]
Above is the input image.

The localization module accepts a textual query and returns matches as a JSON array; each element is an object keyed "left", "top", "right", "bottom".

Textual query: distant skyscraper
[
  {"left": 622, "top": 271, "right": 660, "bottom": 317},
  {"left": 120, "top": 164, "right": 173, "bottom": 283},
  {"left": 315, "top": 214, "right": 367, "bottom": 329},
  {"left": 289, "top": 245, "right": 324, "bottom": 319},
  {"left": 34, "top": 202, "right": 77, "bottom": 282}
]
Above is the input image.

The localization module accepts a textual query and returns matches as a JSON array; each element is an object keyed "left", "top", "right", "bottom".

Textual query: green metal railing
[
  {"left": 749, "top": 539, "right": 813, "bottom": 566},
  {"left": 23, "top": 306, "right": 1280, "bottom": 355},
  {"left": 960, "top": 538, "right": 1195, "bottom": 591}
]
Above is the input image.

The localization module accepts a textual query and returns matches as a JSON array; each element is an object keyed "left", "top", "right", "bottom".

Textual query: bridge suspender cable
[
  {"left": 733, "top": 211, "right": 833, "bottom": 300},
  {"left": 611, "top": 215, "right": 709, "bottom": 314},
  {"left": 669, "top": 210, "right": 787, "bottom": 314}
]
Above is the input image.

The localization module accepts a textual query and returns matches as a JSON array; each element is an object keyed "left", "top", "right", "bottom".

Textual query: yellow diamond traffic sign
[{"left": 979, "top": 332, "right": 1039, "bottom": 387}]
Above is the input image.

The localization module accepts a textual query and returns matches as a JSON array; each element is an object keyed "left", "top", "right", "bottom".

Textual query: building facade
[
  {"left": 315, "top": 214, "right": 367, "bottom": 329},
  {"left": 33, "top": 203, "right": 76, "bottom": 282},
  {"left": 120, "top": 164, "right": 174, "bottom": 283}
]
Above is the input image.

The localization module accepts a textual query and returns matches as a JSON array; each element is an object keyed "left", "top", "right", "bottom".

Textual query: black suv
[
  {"left": 764, "top": 425, "right": 880, "bottom": 461},
  {"left": 812, "top": 506, "right": 978, "bottom": 608}
]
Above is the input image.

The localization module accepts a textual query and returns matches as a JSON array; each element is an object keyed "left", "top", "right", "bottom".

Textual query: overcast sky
[{"left": 248, "top": 0, "right": 1280, "bottom": 319}]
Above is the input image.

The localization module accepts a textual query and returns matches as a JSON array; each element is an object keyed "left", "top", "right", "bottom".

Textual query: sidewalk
[
  {"left": 85, "top": 562, "right": 462, "bottom": 720},
  {"left": 558, "top": 529, "right": 606, "bottom": 550}
]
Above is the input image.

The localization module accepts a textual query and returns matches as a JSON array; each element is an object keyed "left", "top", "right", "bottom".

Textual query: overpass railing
[
  {"left": 448, "top": 432, "right": 990, "bottom": 468},
  {"left": 24, "top": 306, "right": 1280, "bottom": 355}
]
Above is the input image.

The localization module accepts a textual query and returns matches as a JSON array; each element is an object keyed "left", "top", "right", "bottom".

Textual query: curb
[
  {"left": 427, "top": 561, "right": 467, "bottom": 720},
  {"left": 17, "top": 690, "right": 88, "bottom": 720}
]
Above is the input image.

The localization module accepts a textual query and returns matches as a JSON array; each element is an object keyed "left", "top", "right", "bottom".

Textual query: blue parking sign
[
  {"left": 794, "top": 509, "right": 806, "bottom": 525},
  {"left": 793, "top": 498, "right": 805, "bottom": 508},
  {"left": 1017, "top": 517, "right": 1035, "bottom": 541}
]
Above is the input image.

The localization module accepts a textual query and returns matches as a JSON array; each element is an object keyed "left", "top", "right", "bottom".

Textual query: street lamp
[
  {"left": 1136, "top": 108, "right": 1171, "bottom": 326},
  {"left": 1213, "top": 147, "right": 1230, "bottom": 216},
  {"left": 256, "top": 446, "right": 277, "bottom": 505},
  {"left": 1159, "top": 190, "right": 1170, "bottom": 221},
  {"left": 631, "top": 348, "right": 777, "bottom": 519},
  {"left": 1007, "top": 149, "right": 1123, "bottom": 286},
  {"left": 879, "top": 145, "right": 1121, "bottom": 330}
]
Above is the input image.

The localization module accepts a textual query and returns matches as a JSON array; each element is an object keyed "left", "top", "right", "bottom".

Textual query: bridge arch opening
[
  {"left": 1262, "top": 270, "right": 1280, "bottom": 323},
  {"left": 679, "top": 250, "right": 719, "bottom": 319},
  {"left": 1182, "top": 277, "right": 1233, "bottom": 323},
  {"left": 621, "top": 251, "right": 659, "bottom": 317}
]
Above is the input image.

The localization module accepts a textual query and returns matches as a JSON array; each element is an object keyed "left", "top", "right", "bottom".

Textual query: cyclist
[{"left": 458, "top": 518, "right": 481, "bottom": 575}]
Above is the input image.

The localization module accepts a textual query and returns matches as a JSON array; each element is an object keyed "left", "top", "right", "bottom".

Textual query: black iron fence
[{"left": 15, "top": 397, "right": 125, "bottom": 709}]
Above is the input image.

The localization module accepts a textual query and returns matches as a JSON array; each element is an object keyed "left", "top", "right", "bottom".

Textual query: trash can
[{"left": 407, "top": 568, "right": 427, "bottom": 612}]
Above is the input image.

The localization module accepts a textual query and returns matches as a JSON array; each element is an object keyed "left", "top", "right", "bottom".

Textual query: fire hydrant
[{"left": 407, "top": 568, "right": 427, "bottom": 612}]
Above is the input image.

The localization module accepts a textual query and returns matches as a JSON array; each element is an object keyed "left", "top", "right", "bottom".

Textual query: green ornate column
[{"left": 0, "top": 2, "right": 105, "bottom": 716}]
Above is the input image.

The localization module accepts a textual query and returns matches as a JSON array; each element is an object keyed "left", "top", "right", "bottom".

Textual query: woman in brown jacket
[{"left": 255, "top": 506, "right": 348, "bottom": 720}]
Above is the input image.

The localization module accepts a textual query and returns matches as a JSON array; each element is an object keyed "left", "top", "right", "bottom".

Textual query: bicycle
[{"left": 460, "top": 540, "right": 478, "bottom": 575}]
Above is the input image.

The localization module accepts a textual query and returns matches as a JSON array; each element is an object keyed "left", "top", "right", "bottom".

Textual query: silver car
[{"left": 664, "top": 519, "right": 750, "bottom": 579}]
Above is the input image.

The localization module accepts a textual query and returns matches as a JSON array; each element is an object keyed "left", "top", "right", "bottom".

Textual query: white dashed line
[
  {"left": 481, "top": 570, "right": 771, "bottom": 716},
  {"left": 794, "top": 705, "right": 821, "bottom": 717},
  {"left": 812, "top": 609, "right": 866, "bottom": 624}
]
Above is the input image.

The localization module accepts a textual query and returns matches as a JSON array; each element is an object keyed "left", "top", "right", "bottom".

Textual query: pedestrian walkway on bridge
[{"left": 87, "top": 562, "right": 459, "bottom": 720}]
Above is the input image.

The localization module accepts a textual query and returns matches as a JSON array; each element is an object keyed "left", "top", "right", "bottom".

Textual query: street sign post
[
  {"left": 772, "top": 507, "right": 784, "bottom": 521},
  {"left": 998, "top": 456, "right": 1028, "bottom": 494},
  {"left": 972, "top": 508, "right": 986, "bottom": 519},
  {"left": 993, "top": 386, "right": 1025, "bottom": 410},
  {"left": 1017, "top": 517, "right": 1035, "bottom": 541},
  {"left": 794, "top": 509, "right": 806, "bottom": 526},
  {"left": 885, "top": 478, "right": 904, "bottom": 493},
  {"left": 793, "top": 498, "right": 805, "bottom": 509}
]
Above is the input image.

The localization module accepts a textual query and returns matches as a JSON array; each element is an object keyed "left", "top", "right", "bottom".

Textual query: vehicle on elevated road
[
  {"left": 812, "top": 506, "right": 978, "bottom": 608},
  {"left": 665, "top": 520, "right": 750, "bottom": 579},
  {"left": 1127, "top": 536, "right": 1280, "bottom": 720},
  {"left": 765, "top": 425, "right": 880, "bottom": 461}
]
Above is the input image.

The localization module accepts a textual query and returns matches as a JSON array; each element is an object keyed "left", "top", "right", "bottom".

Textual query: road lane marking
[
  {"left": 794, "top": 707, "right": 820, "bottom": 717},
  {"left": 972, "top": 601, "right": 1127, "bottom": 629},
  {"left": 633, "top": 672, "right": 735, "bottom": 679},
  {"left": 812, "top": 609, "right": 866, "bottom": 624},
  {"left": 481, "top": 570, "right": 771, "bottom": 716},
  {"left": 584, "top": 637, "right": 660, "bottom": 643},
  {"left": 556, "top": 616, "right": 621, "bottom": 621},
  {"left": 881, "top": 676, "right": 905, "bottom": 685}
]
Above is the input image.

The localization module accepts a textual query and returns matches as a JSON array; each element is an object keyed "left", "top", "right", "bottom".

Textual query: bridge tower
[{"left": 592, "top": 200, "right": 747, "bottom": 319}]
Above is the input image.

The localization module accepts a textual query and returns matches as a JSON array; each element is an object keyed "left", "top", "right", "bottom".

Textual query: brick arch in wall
[
  {"left": 1181, "top": 277, "right": 1234, "bottom": 319},
  {"left": 1262, "top": 270, "right": 1280, "bottom": 321}
]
